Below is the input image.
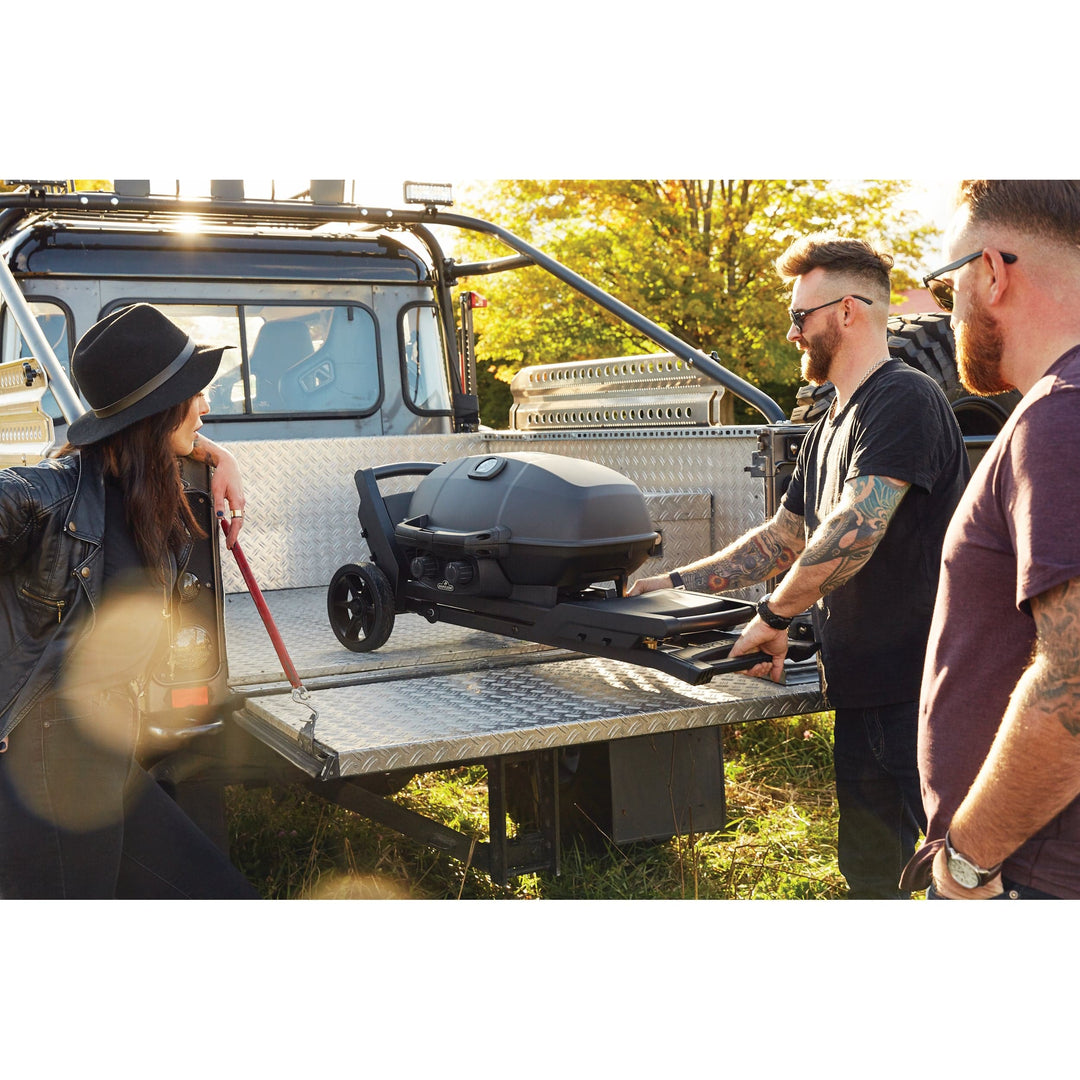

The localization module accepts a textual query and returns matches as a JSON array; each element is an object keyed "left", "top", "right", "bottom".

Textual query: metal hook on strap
[{"left": 294, "top": 685, "right": 320, "bottom": 756}]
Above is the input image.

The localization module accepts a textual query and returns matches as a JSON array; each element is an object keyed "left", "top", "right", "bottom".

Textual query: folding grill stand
[{"left": 327, "top": 463, "right": 818, "bottom": 683}]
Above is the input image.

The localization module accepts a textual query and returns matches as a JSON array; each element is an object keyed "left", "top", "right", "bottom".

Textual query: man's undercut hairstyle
[
  {"left": 959, "top": 180, "right": 1080, "bottom": 249},
  {"left": 776, "top": 234, "right": 893, "bottom": 302}
]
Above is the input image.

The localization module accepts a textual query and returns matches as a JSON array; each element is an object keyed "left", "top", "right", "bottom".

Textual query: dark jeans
[
  {"left": 0, "top": 690, "right": 258, "bottom": 899},
  {"left": 833, "top": 701, "right": 926, "bottom": 900}
]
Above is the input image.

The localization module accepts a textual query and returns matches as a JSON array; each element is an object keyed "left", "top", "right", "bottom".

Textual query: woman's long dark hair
[{"left": 57, "top": 396, "right": 206, "bottom": 582}]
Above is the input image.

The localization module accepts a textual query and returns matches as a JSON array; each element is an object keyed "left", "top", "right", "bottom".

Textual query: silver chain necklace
[{"left": 829, "top": 356, "right": 891, "bottom": 420}]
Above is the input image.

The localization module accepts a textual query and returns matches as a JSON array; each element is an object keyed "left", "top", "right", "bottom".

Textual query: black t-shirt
[
  {"left": 66, "top": 477, "right": 168, "bottom": 692},
  {"left": 103, "top": 476, "right": 155, "bottom": 593},
  {"left": 781, "top": 360, "right": 969, "bottom": 708}
]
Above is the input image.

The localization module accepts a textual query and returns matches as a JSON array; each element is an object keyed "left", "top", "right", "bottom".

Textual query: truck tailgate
[{"left": 224, "top": 586, "right": 825, "bottom": 778}]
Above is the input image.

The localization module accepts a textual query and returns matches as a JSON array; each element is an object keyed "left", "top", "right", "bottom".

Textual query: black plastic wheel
[{"left": 327, "top": 562, "right": 395, "bottom": 652}]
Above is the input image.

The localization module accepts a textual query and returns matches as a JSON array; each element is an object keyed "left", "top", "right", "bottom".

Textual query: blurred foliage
[
  {"left": 475, "top": 359, "right": 514, "bottom": 429},
  {"left": 0, "top": 179, "right": 111, "bottom": 192},
  {"left": 452, "top": 180, "right": 939, "bottom": 420}
]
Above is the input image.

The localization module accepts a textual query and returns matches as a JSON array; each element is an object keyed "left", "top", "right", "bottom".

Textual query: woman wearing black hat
[{"left": 0, "top": 304, "right": 258, "bottom": 898}]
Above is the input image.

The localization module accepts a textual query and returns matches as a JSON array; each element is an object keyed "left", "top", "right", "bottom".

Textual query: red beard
[{"left": 955, "top": 293, "right": 1014, "bottom": 395}]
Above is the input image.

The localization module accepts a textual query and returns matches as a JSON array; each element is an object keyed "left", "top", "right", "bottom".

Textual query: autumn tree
[{"left": 452, "top": 180, "right": 938, "bottom": 423}]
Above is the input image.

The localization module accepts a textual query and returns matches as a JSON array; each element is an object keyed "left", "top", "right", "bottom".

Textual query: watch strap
[
  {"left": 756, "top": 593, "right": 793, "bottom": 630},
  {"left": 669, "top": 570, "right": 685, "bottom": 590}
]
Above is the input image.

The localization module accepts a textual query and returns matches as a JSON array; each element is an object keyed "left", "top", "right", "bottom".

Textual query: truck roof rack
[{"left": 0, "top": 183, "right": 788, "bottom": 424}]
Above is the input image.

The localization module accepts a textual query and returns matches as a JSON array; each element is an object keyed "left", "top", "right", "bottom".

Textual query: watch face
[{"left": 948, "top": 855, "right": 981, "bottom": 890}]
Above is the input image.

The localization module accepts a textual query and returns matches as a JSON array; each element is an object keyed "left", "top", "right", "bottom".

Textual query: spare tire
[{"left": 790, "top": 311, "right": 1022, "bottom": 436}]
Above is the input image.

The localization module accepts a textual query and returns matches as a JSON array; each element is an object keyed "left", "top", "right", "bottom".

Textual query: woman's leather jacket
[{"left": 0, "top": 453, "right": 186, "bottom": 741}]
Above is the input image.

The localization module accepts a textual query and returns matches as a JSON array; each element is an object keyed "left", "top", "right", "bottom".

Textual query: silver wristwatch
[{"left": 944, "top": 829, "right": 1002, "bottom": 889}]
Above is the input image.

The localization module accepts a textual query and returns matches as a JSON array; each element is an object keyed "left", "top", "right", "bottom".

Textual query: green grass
[{"left": 225, "top": 711, "right": 845, "bottom": 900}]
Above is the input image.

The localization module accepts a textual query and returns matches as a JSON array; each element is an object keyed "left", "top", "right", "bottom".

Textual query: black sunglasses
[
  {"left": 922, "top": 250, "right": 1018, "bottom": 312},
  {"left": 788, "top": 294, "right": 873, "bottom": 332}
]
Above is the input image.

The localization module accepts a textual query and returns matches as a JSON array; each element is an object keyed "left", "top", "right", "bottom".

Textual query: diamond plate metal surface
[
  {"left": 225, "top": 585, "right": 559, "bottom": 686},
  {"left": 217, "top": 429, "right": 766, "bottom": 594},
  {"left": 220, "top": 427, "right": 800, "bottom": 778},
  {"left": 241, "top": 655, "right": 825, "bottom": 776},
  {"left": 220, "top": 433, "right": 487, "bottom": 592}
]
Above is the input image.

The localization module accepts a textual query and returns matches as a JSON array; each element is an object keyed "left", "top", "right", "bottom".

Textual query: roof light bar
[{"left": 403, "top": 181, "right": 454, "bottom": 207}]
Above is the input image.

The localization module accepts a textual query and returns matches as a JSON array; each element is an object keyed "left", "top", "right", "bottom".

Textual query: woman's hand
[{"left": 190, "top": 434, "right": 245, "bottom": 549}]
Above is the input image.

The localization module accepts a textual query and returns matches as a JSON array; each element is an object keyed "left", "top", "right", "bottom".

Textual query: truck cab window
[
  {"left": 146, "top": 305, "right": 245, "bottom": 414},
  {"left": 124, "top": 303, "right": 381, "bottom": 417},
  {"left": 399, "top": 303, "right": 451, "bottom": 414},
  {"left": 246, "top": 304, "right": 380, "bottom": 415}
]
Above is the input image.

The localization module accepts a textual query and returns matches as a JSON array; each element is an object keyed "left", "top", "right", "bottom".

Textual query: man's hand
[
  {"left": 626, "top": 574, "right": 673, "bottom": 597},
  {"left": 930, "top": 844, "right": 1004, "bottom": 899},
  {"left": 728, "top": 616, "right": 789, "bottom": 683}
]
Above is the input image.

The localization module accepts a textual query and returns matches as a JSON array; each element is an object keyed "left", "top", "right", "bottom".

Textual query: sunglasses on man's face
[
  {"left": 922, "top": 250, "right": 1018, "bottom": 312},
  {"left": 788, "top": 294, "right": 873, "bottom": 333}
]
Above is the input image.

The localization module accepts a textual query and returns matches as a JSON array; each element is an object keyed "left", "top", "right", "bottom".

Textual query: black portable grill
[{"left": 327, "top": 451, "right": 817, "bottom": 685}]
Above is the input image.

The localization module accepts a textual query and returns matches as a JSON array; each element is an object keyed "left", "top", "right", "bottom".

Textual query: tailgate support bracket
[{"left": 307, "top": 749, "right": 566, "bottom": 887}]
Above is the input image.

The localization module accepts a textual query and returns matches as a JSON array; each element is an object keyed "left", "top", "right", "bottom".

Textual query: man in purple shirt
[{"left": 900, "top": 180, "right": 1080, "bottom": 899}]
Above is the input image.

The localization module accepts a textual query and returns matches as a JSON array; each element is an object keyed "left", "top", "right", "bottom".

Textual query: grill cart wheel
[{"left": 327, "top": 562, "right": 396, "bottom": 652}]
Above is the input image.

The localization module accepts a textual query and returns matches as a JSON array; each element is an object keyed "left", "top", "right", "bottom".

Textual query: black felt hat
[{"left": 66, "top": 304, "right": 230, "bottom": 446}]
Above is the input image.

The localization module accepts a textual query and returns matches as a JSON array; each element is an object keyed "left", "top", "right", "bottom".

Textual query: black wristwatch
[
  {"left": 755, "top": 592, "right": 793, "bottom": 630},
  {"left": 944, "top": 829, "right": 1002, "bottom": 889},
  {"left": 669, "top": 570, "right": 685, "bottom": 590}
]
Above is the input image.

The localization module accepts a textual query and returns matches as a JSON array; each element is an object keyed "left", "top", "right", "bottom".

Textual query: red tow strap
[
  {"left": 220, "top": 519, "right": 319, "bottom": 753},
  {"left": 220, "top": 518, "right": 303, "bottom": 691}
]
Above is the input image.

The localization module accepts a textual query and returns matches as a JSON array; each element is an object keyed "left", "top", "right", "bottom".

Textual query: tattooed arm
[
  {"left": 189, "top": 433, "right": 246, "bottom": 549},
  {"left": 728, "top": 473, "right": 910, "bottom": 681},
  {"left": 765, "top": 473, "right": 910, "bottom": 614},
  {"left": 932, "top": 576, "right": 1080, "bottom": 898},
  {"left": 626, "top": 504, "right": 806, "bottom": 596}
]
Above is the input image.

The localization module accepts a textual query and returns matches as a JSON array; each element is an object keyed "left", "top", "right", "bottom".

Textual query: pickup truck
[{"left": 0, "top": 179, "right": 1010, "bottom": 886}]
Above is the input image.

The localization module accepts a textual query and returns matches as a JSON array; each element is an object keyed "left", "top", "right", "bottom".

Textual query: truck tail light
[
  {"left": 171, "top": 686, "right": 210, "bottom": 708},
  {"left": 166, "top": 624, "right": 215, "bottom": 675}
]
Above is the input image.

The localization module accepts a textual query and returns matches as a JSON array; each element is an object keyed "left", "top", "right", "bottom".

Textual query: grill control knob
[
  {"left": 410, "top": 555, "right": 440, "bottom": 580},
  {"left": 444, "top": 560, "right": 475, "bottom": 586}
]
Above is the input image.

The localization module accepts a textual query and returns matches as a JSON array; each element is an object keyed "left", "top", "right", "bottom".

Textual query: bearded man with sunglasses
[
  {"left": 900, "top": 180, "right": 1080, "bottom": 900},
  {"left": 630, "top": 235, "right": 969, "bottom": 899}
]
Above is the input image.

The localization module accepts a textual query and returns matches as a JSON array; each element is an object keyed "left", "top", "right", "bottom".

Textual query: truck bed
[{"left": 224, "top": 586, "right": 825, "bottom": 779}]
